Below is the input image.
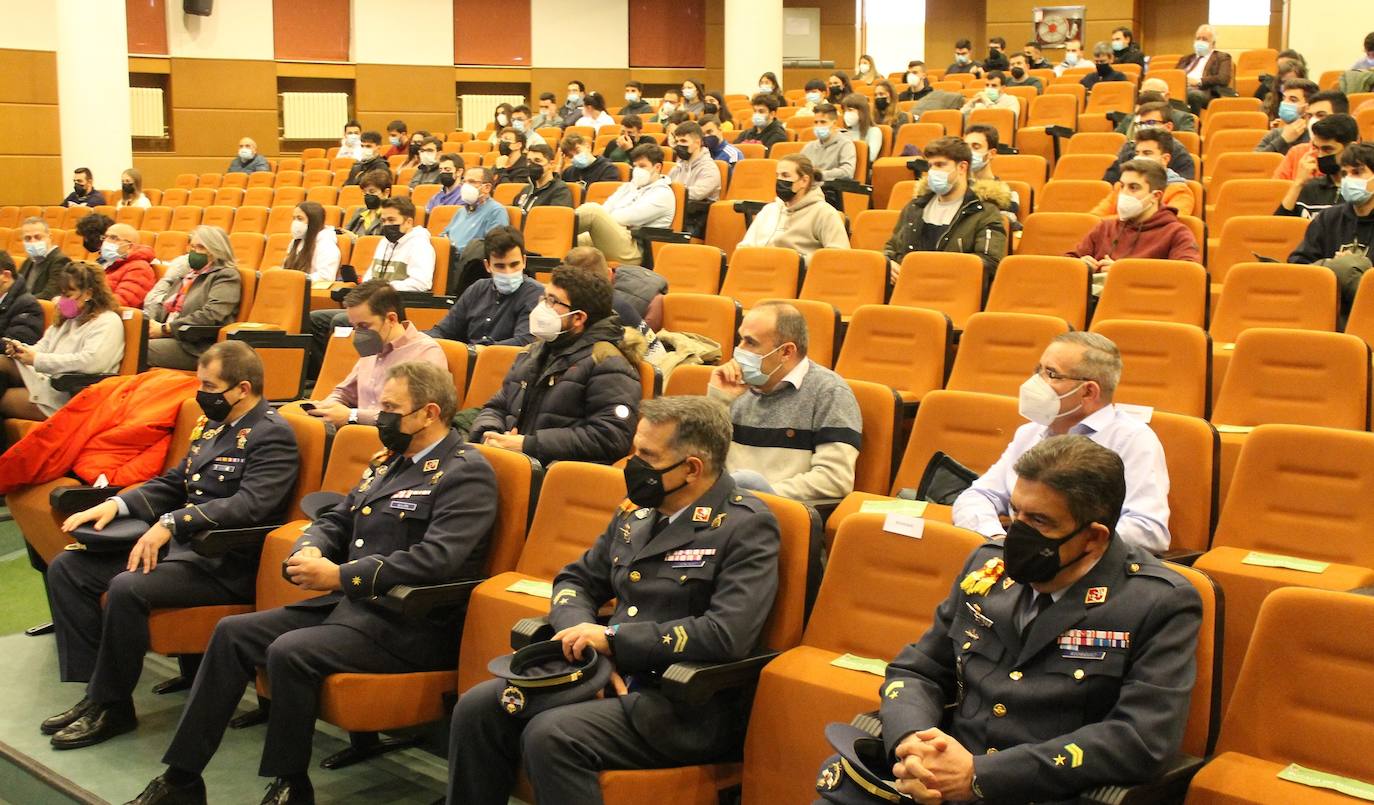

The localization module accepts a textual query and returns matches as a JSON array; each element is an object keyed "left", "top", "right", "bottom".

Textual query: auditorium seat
[
  {"left": 946, "top": 311, "right": 1069, "bottom": 396},
  {"left": 799, "top": 248, "right": 886, "bottom": 318},
  {"left": 844, "top": 378, "right": 904, "bottom": 495},
  {"left": 522, "top": 205, "right": 574, "bottom": 258},
  {"left": 1015, "top": 211, "right": 1098, "bottom": 256},
  {"left": 759, "top": 298, "right": 839, "bottom": 368},
  {"left": 703, "top": 201, "right": 747, "bottom": 262},
  {"left": 461, "top": 344, "right": 522, "bottom": 409},
  {"left": 1148, "top": 410, "right": 1220, "bottom": 557},
  {"left": 889, "top": 251, "right": 984, "bottom": 330},
  {"left": 725, "top": 160, "right": 779, "bottom": 202},
  {"left": 1050, "top": 153, "right": 1116, "bottom": 182},
  {"left": 143, "top": 207, "right": 172, "bottom": 234},
  {"left": 849, "top": 209, "right": 900, "bottom": 252},
  {"left": 1092, "top": 258, "right": 1208, "bottom": 328},
  {"left": 834, "top": 304, "right": 949, "bottom": 405},
  {"left": 1090, "top": 319, "right": 1211, "bottom": 418},
  {"left": 661, "top": 293, "right": 740, "bottom": 363},
  {"left": 720, "top": 246, "right": 803, "bottom": 309},
  {"left": 654, "top": 243, "right": 725, "bottom": 295},
  {"left": 985, "top": 254, "right": 1090, "bottom": 328},
  {"left": 1035, "top": 179, "right": 1112, "bottom": 213}
]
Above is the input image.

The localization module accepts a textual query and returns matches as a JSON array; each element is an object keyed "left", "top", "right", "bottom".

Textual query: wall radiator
[
  {"left": 458, "top": 94, "right": 526, "bottom": 133},
  {"left": 280, "top": 92, "right": 349, "bottom": 139},
  {"left": 129, "top": 87, "right": 166, "bottom": 137}
]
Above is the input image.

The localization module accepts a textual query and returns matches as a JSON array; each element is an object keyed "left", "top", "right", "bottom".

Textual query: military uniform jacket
[
  {"left": 880, "top": 537, "right": 1201, "bottom": 804},
  {"left": 289, "top": 430, "right": 498, "bottom": 669},
  {"left": 118, "top": 399, "right": 299, "bottom": 599},
  {"left": 549, "top": 474, "right": 781, "bottom": 762}
]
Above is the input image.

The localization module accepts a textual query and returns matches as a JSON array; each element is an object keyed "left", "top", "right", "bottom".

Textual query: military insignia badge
[
  {"left": 691, "top": 507, "right": 711, "bottom": 523},
  {"left": 424, "top": 459, "right": 440, "bottom": 472},
  {"left": 620, "top": 523, "right": 632, "bottom": 542},
  {"left": 429, "top": 470, "right": 443, "bottom": 485},
  {"left": 236, "top": 428, "right": 251, "bottom": 449},
  {"left": 500, "top": 685, "right": 526, "bottom": 715},
  {"left": 817, "top": 760, "right": 843, "bottom": 791},
  {"left": 959, "top": 558, "right": 1005, "bottom": 596},
  {"left": 634, "top": 508, "right": 650, "bottom": 519},
  {"left": 189, "top": 417, "right": 207, "bottom": 442},
  {"left": 1084, "top": 586, "right": 1108, "bottom": 605},
  {"left": 710, "top": 513, "right": 726, "bottom": 529},
  {"left": 1003, "top": 576, "right": 1016, "bottom": 590}
]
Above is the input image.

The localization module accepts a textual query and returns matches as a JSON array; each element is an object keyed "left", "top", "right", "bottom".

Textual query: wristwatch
[
  {"left": 348, "top": 409, "right": 359, "bottom": 424},
  {"left": 603, "top": 624, "right": 619, "bottom": 653},
  {"left": 159, "top": 513, "right": 176, "bottom": 534}
]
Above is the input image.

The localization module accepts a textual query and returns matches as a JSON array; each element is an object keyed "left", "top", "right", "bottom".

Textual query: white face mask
[
  {"left": 857, "top": 63, "right": 870, "bottom": 74},
  {"left": 843, "top": 110, "right": 860, "bottom": 128},
  {"left": 1018, "top": 373, "right": 1085, "bottom": 426},
  {"left": 238, "top": 147, "right": 254, "bottom": 161},
  {"left": 289, "top": 220, "right": 308, "bottom": 240},
  {"left": 1064, "top": 51, "right": 1080, "bottom": 65},
  {"left": 419, "top": 151, "right": 437, "bottom": 166},
  {"left": 528, "top": 301, "right": 574, "bottom": 341},
  {"left": 631, "top": 166, "right": 654, "bottom": 187},
  {"left": 360, "top": 147, "right": 375, "bottom": 159},
  {"left": 344, "top": 133, "right": 361, "bottom": 147},
  {"left": 1116, "top": 190, "right": 1149, "bottom": 221},
  {"left": 459, "top": 183, "right": 481, "bottom": 205}
]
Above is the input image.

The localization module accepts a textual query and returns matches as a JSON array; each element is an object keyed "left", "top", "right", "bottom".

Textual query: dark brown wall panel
[
  {"left": 356, "top": 65, "right": 453, "bottom": 113},
  {"left": 455, "top": 0, "right": 531, "bottom": 65},
  {"left": 274, "top": 0, "right": 350, "bottom": 62},
  {"left": 126, "top": 0, "right": 168, "bottom": 56},
  {"left": 629, "top": 0, "right": 707, "bottom": 68}
]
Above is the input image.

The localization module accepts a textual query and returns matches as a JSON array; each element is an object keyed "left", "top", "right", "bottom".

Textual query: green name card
[
  {"left": 831, "top": 653, "right": 889, "bottom": 677},
  {"left": 506, "top": 579, "right": 553, "bottom": 598},
  {"left": 859, "top": 499, "right": 929, "bottom": 516},
  {"left": 1278, "top": 763, "right": 1374, "bottom": 802},
  {"left": 1241, "top": 552, "right": 1329, "bottom": 574}
]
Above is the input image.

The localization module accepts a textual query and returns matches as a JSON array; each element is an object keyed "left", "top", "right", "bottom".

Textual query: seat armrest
[
  {"left": 50, "top": 373, "right": 116, "bottom": 395},
  {"left": 1350, "top": 586, "right": 1374, "bottom": 597},
  {"left": 376, "top": 579, "right": 483, "bottom": 618},
  {"left": 630, "top": 227, "right": 692, "bottom": 244},
  {"left": 1161, "top": 549, "right": 1203, "bottom": 566},
  {"left": 511, "top": 616, "right": 555, "bottom": 650},
  {"left": 50, "top": 486, "right": 125, "bottom": 515},
  {"left": 175, "top": 324, "right": 223, "bottom": 342},
  {"left": 659, "top": 651, "right": 780, "bottom": 706},
  {"left": 190, "top": 525, "right": 278, "bottom": 557},
  {"left": 829, "top": 179, "right": 874, "bottom": 196},
  {"left": 1077, "top": 754, "right": 1205, "bottom": 805},
  {"left": 300, "top": 491, "right": 346, "bottom": 522}
]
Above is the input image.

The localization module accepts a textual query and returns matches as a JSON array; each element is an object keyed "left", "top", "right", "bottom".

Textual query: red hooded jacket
[
  {"left": 106, "top": 244, "right": 157, "bottom": 308},
  {"left": 1066, "top": 206, "right": 1201, "bottom": 263}
]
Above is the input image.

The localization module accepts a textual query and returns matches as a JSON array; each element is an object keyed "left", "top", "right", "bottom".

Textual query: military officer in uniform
[
  {"left": 42, "top": 341, "right": 299, "bottom": 750},
  {"left": 125, "top": 361, "right": 498, "bottom": 805},
  {"left": 447, "top": 396, "right": 781, "bottom": 805},
  {"left": 864, "top": 435, "right": 1201, "bottom": 804}
]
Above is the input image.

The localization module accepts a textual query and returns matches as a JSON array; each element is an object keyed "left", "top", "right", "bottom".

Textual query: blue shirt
[
  {"left": 427, "top": 185, "right": 464, "bottom": 212},
  {"left": 708, "top": 140, "right": 744, "bottom": 165},
  {"left": 441, "top": 200, "right": 510, "bottom": 251}
]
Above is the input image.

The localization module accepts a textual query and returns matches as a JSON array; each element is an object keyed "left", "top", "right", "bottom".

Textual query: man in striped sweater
[{"left": 707, "top": 302, "right": 862, "bottom": 504}]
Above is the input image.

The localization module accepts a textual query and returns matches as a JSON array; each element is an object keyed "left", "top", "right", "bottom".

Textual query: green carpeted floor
[{"left": 0, "top": 505, "right": 52, "bottom": 638}]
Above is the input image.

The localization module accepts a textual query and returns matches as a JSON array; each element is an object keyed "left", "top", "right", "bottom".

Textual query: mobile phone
[{"left": 299, "top": 402, "right": 317, "bottom": 412}]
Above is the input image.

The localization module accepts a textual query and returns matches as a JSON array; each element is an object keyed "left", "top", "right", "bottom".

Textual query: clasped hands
[
  {"left": 892, "top": 727, "right": 977, "bottom": 803},
  {"left": 284, "top": 546, "right": 341, "bottom": 591},
  {"left": 553, "top": 621, "right": 630, "bottom": 697}
]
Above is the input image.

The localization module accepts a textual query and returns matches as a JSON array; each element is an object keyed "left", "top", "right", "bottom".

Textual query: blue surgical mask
[
  {"left": 927, "top": 168, "right": 954, "bottom": 196},
  {"left": 806, "top": 91, "right": 822, "bottom": 104},
  {"left": 572, "top": 151, "right": 593, "bottom": 168},
  {"left": 1340, "top": 176, "right": 1373, "bottom": 205},
  {"left": 814, "top": 125, "right": 831, "bottom": 140},
  {"left": 734, "top": 344, "right": 782, "bottom": 387},
  {"left": 1111, "top": 40, "right": 1126, "bottom": 52},
  {"left": 389, "top": 135, "right": 401, "bottom": 146},
  {"left": 682, "top": 87, "right": 697, "bottom": 101},
  {"left": 955, "top": 53, "right": 969, "bottom": 64},
  {"left": 24, "top": 241, "right": 46, "bottom": 259},
  {"left": 985, "top": 88, "right": 1001, "bottom": 102},
  {"left": 513, "top": 119, "right": 526, "bottom": 132},
  {"left": 100, "top": 242, "right": 122, "bottom": 263},
  {"left": 625, "top": 92, "right": 639, "bottom": 102},
  {"left": 567, "top": 92, "right": 581, "bottom": 104},
  {"left": 752, "top": 112, "right": 768, "bottom": 128},
  {"left": 1194, "top": 40, "right": 1210, "bottom": 56},
  {"left": 970, "top": 152, "right": 988, "bottom": 172},
  {"left": 1278, "top": 101, "right": 1301, "bottom": 123},
  {"left": 491, "top": 270, "right": 524, "bottom": 295}
]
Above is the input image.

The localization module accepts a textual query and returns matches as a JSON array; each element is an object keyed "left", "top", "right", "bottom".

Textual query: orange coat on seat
[{"left": 0, "top": 369, "right": 200, "bottom": 494}]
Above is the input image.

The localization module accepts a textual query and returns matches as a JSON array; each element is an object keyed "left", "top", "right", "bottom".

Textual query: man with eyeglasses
[
  {"left": 407, "top": 136, "right": 444, "bottom": 189},
  {"left": 1102, "top": 102, "right": 1196, "bottom": 185},
  {"left": 440, "top": 166, "right": 512, "bottom": 297},
  {"left": 951, "top": 331, "right": 1172, "bottom": 554},
  {"left": 98, "top": 223, "right": 157, "bottom": 308}
]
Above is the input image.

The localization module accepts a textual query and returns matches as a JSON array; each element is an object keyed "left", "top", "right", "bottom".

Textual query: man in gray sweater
[
  {"left": 707, "top": 302, "right": 862, "bottom": 504},
  {"left": 800, "top": 104, "right": 858, "bottom": 186}
]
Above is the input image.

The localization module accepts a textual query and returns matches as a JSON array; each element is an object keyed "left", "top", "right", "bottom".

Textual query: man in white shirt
[
  {"left": 574, "top": 144, "right": 674, "bottom": 264},
  {"left": 1052, "top": 39, "right": 1085, "bottom": 77},
  {"left": 952, "top": 331, "right": 1172, "bottom": 554},
  {"left": 336, "top": 120, "right": 364, "bottom": 160}
]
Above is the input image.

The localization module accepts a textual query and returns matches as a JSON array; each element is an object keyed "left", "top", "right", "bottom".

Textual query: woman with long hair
[
  {"left": 143, "top": 225, "right": 242, "bottom": 369},
  {"left": 117, "top": 168, "right": 151, "bottom": 210},
  {"left": 282, "top": 201, "right": 340, "bottom": 281}
]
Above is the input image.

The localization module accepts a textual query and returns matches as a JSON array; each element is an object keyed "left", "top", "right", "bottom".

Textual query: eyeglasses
[
  {"left": 1035, "top": 365, "right": 1091, "bottom": 383},
  {"left": 542, "top": 295, "right": 571, "bottom": 309}
]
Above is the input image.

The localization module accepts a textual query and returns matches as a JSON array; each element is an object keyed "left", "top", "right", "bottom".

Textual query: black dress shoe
[
  {"left": 260, "top": 776, "right": 314, "bottom": 805},
  {"left": 41, "top": 696, "right": 97, "bottom": 735},
  {"left": 123, "top": 774, "right": 207, "bottom": 805},
  {"left": 50, "top": 700, "right": 137, "bottom": 749},
  {"left": 25, "top": 621, "right": 55, "bottom": 637}
]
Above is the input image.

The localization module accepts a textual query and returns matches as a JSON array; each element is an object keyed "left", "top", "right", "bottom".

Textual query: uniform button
[
  {"left": 962, "top": 642, "right": 972, "bottom": 650},
  {"left": 355, "top": 539, "right": 364, "bottom": 548},
  {"left": 218, "top": 475, "right": 225, "bottom": 482},
  {"left": 987, "top": 747, "right": 998, "bottom": 754},
  {"left": 192, "top": 473, "right": 201, "bottom": 481},
  {"left": 1073, "top": 669, "right": 1085, "bottom": 680},
  {"left": 679, "top": 575, "right": 687, "bottom": 582},
  {"left": 1130, "top": 563, "right": 1141, "bottom": 572},
  {"left": 627, "top": 606, "right": 638, "bottom": 616},
  {"left": 195, "top": 489, "right": 203, "bottom": 495},
  {"left": 1009, "top": 671, "right": 1022, "bottom": 681},
  {"left": 992, "top": 703, "right": 1007, "bottom": 718},
  {"left": 629, "top": 571, "right": 641, "bottom": 582},
  {"left": 362, "top": 506, "right": 372, "bottom": 515}
]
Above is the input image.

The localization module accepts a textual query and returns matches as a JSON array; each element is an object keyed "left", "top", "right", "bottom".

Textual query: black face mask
[
  {"left": 121, "top": 182, "right": 136, "bottom": 194},
  {"left": 1003, "top": 519, "right": 1092, "bottom": 584},
  {"left": 1010, "top": 66, "right": 1026, "bottom": 80},
  {"left": 874, "top": 96, "right": 890, "bottom": 112},
  {"left": 702, "top": 103, "right": 719, "bottom": 116},
  {"left": 363, "top": 193, "right": 383, "bottom": 210},
  {"left": 82, "top": 233, "right": 103, "bottom": 252},
  {"left": 673, "top": 144, "right": 693, "bottom": 161},
  {"left": 776, "top": 178, "right": 798, "bottom": 202},
  {"left": 624, "top": 455, "right": 688, "bottom": 510},
  {"left": 1317, "top": 154, "right": 1341, "bottom": 176},
  {"left": 439, "top": 173, "right": 456, "bottom": 188},
  {"left": 828, "top": 86, "right": 843, "bottom": 99},
  {"left": 498, "top": 142, "right": 513, "bottom": 157},
  {"left": 528, "top": 163, "right": 545, "bottom": 181},
  {"left": 409, "top": 142, "right": 421, "bottom": 155},
  {"left": 196, "top": 386, "right": 237, "bottom": 422},
  {"left": 375, "top": 408, "right": 421, "bottom": 454},
  {"left": 1095, "top": 62, "right": 1113, "bottom": 77},
  {"left": 380, "top": 223, "right": 403, "bottom": 244},
  {"left": 73, "top": 183, "right": 85, "bottom": 196}
]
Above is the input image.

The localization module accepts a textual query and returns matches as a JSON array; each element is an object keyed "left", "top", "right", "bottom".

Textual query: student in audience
[
  {"left": 984, "top": 37, "right": 1011, "bottom": 72},
  {"left": 513, "top": 145, "right": 574, "bottom": 212},
  {"left": 700, "top": 115, "right": 744, "bottom": 166},
  {"left": 948, "top": 39, "right": 980, "bottom": 75},
  {"left": 758, "top": 70, "right": 785, "bottom": 105},
  {"left": 558, "top": 132, "right": 621, "bottom": 186},
  {"left": 794, "top": 79, "right": 828, "bottom": 118},
  {"left": 1053, "top": 38, "right": 1085, "bottom": 76},
  {"left": 383, "top": 120, "right": 408, "bottom": 158},
  {"left": 441, "top": 167, "right": 509, "bottom": 260},
  {"left": 680, "top": 79, "right": 708, "bottom": 116},
  {"left": 144, "top": 226, "right": 242, "bottom": 370},
  {"left": 963, "top": 124, "right": 1021, "bottom": 217},
  {"left": 62, "top": 168, "right": 105, "bottom": 208},
  {"left": 735, "top": 93, "right": 789, "bottom": 153},
  {"left": 493, "top": 128, "right": 532, "bottom": 185},
  {"left": 530, "top": 93, "right": 561, "bottom": 131},
  {"left": 1258, "top": 58, "right": 1308, "bottom": 120},
  {"left": 42, "top": 341, "right": 296, "bottom": 759},
  {"left": 1288, "top": 142, "right": 1374, "bottom": 320},
  {"left": 668, "top": 121, "right": 721, "bottom": 238},
  {"left": 825, "top": 71, "right": 854, "bottom": 105},
  {"left": 449, "top": 396, "right": 778, "bottom": 805},
  {"left": 398, "top": 129, "right": 430, "bottom": 173},
  {"left": 97, "top": 223, "right": 156, "bottom": 307},
  {"left": 509, "top": 105, "right": 548, "bottom": 147},
  {"left": 884, "top": 136, "right": 1009, "bottom": 286},
  {"left": 407, "top": 136, "right": 444, "bottom": 188},
  {"left": 1277, "top": 114, "right": 1359, "bottom": 219},
  {"left": 1069, "top": 158, "right": 1201, "bottom": 274},
  {"left": 0, "top": 262, "right": 124, "bottom": 420},
  {"left": 855, "top": 54, "right": 880, "bottom": 85},
  {"left": 470, "top": 262, "right": 643, "bottom": 465},
  {"left": 126, "top": 360, "right": 494, "bottom": 805},
  {"left": 655, "top": 88, "right": 684, "bottom": 124},
  {"left": 563, "top": 245, "right": 666, "bottom": 334},
  {"left": 343, "top": 132, "right": 392, "bottom": 186},
  {"left": 1258, "top": 78, "right": 1321, "bottom": 156},
  {"left": 960, "top": 70, "right": 1021, "bottom": 122},
  {"left": 1103, "top": 102, "right": 1197, "bottom": 182},
  {"left": 708, "top": 301, "right": 861, "bottom": 504},
  {"left": 1091, "top": 128, "right": 1194, "bottom": 218},
  {"left": 872, "top": 80, "right": 911, "bottom": 128},
  {"left": 703, "top": 91, "right": 734, "bottom": 131},
  {"left": 604, "top": 114, "right": 658, "bottom": 163},
  {"left": 575, "top": 92, "right": 617, "bottom": 133},
  {"left": 337, "top": 119, "right": 364, "bottom": 160},
  {"left": 899, "top": 61, "right": 933, "bottom": 102},
  {"left": 343, "top": 169, "right": 392, "bottom": 237},
  {"left": 1005, "top": 52, "right": 1044, "bottom": 93},
  {"left": 621, "top": 80, "right": 654, "bottom": 116},
  {"left": 840, "top": 93, "right": 883, "bottom": 163},
  {"left": 873, "top": 435, "right": 1197, "bottom": 803},
  {"left": 1115, "top": 84, "right": 1197, "bottom": 137},
  {"left": 1174, "top": 25, "right": 1233, "bottom": 112},
  {"left": 116, "top": 169, "right": 152, "bottom": 209},
  {"left": 486, "top": 106, "right": 515, "bottom": 146},
  {"left": 18, "top": 217, "right": 71, "bottom": 300},
  {"left": 76, "top": 213, "right": 113, "bottom": 261},
  {"left": 1023, "top": 41, "right": 1052, "bottom": 70},
  {"left": 1082, "top": 42, "right": 1127, "bottom": 91},
  {"left": 1272, "top": 90, "right": 1349, "bottom": 180},
  {"left": 574, "top": 144, "right": 674, "bottom": 265},
  {"left": 801, "top": 103, "right": 858, "bottom": 185},
  {"left": 1110, "top": 26, "right": 1146, "bottom": 67},
  {"left": 282, "top": 201, "right": 341, "bottom": 281},
  {"left": 0, "top": 253, "right": 43, "bottom": 346},
  {"left": 426, "top": 154, "right": 467, "bottom": 212},
  {"left": 1354, "top": 31, "right": 1374, "bottom": 69},
  {"left": 227, "top": 138, "right": 270, "bottom": 175},
  {"left": 428, "top": 227, "right": 542, "bottom": 347},
  {"left": 561, "top": 80, "right": 588, "bottom": 127},
  {"left": 738, "top": 154, "right": 850, "bottom": 265},
  {"left": 308, "top": 280, "right": 446, "bottom": 427}
]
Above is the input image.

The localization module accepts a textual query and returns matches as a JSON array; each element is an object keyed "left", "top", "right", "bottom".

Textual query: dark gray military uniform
[
  {"left": 447, "top": 474, "right": 781, "bottom": 805},
  {"left": 159, "top": 430, "right": 497, "bottom": 779},
  {"left": 47, "top": 400, "right": 299, "bottom": 703},
  {"left": 878, "top": 536, "right": 1201, "bottom": 804}
]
